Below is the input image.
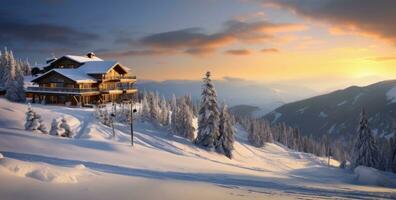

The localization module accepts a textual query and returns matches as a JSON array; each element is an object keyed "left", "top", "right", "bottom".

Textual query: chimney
[{"left": 86, "top": 52, "right": 95, "bottom": 58}]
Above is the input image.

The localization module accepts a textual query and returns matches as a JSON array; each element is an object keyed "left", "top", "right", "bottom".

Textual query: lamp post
[{"left": 130, "top": 100, "right": 137, "bottom": 146}]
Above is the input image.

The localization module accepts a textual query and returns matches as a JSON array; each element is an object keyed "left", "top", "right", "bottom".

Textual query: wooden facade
[{"left": 26, "top": 53, "right": 137, "bottom": 106}]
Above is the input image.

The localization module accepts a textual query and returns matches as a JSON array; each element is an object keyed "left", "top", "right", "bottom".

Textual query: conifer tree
[
  {"left": 149, "top": 91, "right": 160, "bottom": 123},
  {"left": 140, "top": 92, "right": 150, "bottom": 121},
  {"left": 2, "top": 49, "right": 26, "bottom": 102},
  {"left": 195, "top": 71, "right": 220, "bottom": 150},
  {"left": 0, "top": 50, "right": 4, "bottom": 88},
  {"left": 217, "top": 103, "right": 235, "bottom": 158},
  {"left": 178, "top": 98, "right": 195, "bottom": 140},
  {"left": 160, "top": 96, "right": 169, "bottom": 125},
  {"left": 351, "top": 109, "right": 379, "bottom": 169},
  {"left": 170, "top": 94, "right": 178, "bottom": 131},
  {"left": 392, "top": 137, "right": 396, "bottom": 172}
]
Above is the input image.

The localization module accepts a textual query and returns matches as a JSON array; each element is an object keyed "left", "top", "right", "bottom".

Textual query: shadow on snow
[{"left": 1, "top": 151, "right": 395, "bottom": 200}]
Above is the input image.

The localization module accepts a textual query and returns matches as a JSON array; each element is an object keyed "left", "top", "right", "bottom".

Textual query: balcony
[
  {"left": 26, "top": 87, "right": 100, "bottom": 95},
  {"left": 100, "top": 86, "right": 138, "bottom": 94},
  {"left": 102, "top": 75, "right": 137, "bottom": 81}
]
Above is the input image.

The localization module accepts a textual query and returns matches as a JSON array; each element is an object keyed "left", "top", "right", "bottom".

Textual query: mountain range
[
  {"left": 136, "top": 78, "right": 318, "bottom": 114},
  {"left": 263, "top": 80, "right": 396, "bottom": 139}
]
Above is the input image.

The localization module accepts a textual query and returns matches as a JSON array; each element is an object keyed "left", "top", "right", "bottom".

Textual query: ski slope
[{"left": 0, "top": 98, "right": 395, "bottom": 200}]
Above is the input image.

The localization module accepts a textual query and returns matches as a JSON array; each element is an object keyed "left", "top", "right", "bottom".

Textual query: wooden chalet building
[{"left": 26, "top": 52, "right": 137, "bottom": 106}]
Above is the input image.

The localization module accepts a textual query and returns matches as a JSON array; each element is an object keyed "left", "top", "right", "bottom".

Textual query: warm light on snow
[{"left": 0, "top": 98, "right": 395, "bottom": 199}]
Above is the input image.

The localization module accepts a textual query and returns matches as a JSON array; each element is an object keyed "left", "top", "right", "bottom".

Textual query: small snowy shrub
[
  {"left": 49, "top": 118, "right": 65, "bottom": 136},
  {"left": 36, "top": 114, "right": 48, "bottom": 134},
  {"left": 24, "top": 104, "right": 35, "bottom": 130},
  {"left": 60, "top": 117, "right": 73, "bottom": 137}
]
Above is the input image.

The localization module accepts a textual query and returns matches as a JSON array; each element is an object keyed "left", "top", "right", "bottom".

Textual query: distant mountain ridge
[
  {"left": 263, "top": 80, "right": 396, "bottom": 140},
  {"left": 136, "top": 78, "right": 317, "bottom": 114}
]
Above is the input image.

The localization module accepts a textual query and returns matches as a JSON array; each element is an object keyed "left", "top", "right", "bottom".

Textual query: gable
[
  {"left": 31, "top": 70, "right": 77, "bottom": 84},
  {"left": 113, "top": 64, "right": 128, "bottom": 74},
  {"left": 78, "top": 61, "right": 128, "bottom": 75},
  {"left": 44, "top": 56, "right": 81, "bottom": 71},
  {"left": 32, "top": 69, "right": 98, "bottom": 84}
]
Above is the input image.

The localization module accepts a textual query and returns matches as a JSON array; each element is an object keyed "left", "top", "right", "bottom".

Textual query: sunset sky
[{"left": 2, "top": 0, "right": 396, "bottom": 92}]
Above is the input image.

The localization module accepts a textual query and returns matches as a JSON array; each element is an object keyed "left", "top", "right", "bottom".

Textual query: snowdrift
[
  {"left": 354, "top": 166, "right": 396, "bottom": 187},
  {"left": 0, "top": 155, "right": 92, "bottom": 183}
]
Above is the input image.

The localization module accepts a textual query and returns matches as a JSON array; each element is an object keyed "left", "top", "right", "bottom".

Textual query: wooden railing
[
  {"left": 26, "top": 87, "right": 100, "bottom": 94},
  {"left": 102, "top": 75, "right": 136, "bottom": 81},
  {"left": 100, "top": 86, "right": 137, "bottom": 91}
]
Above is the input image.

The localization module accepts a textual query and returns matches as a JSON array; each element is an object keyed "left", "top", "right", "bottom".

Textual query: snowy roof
[
  {"left": 64, "top": 55, "right": 103, "bottom": 63},
  {"left": 79, "top": 61, "right": 118, "bottom": 74},
  {"left": 31, "top": 69, "right": 98, "bottom": 83},
  {"left": 32, "top": 64, "right": 49, "bottom": 70},
  {"left": 53, "top": 69, "right": 97, "bottom": 83},
  {"left": 31, "top": 53, "right": 132, "bottom": 83}
]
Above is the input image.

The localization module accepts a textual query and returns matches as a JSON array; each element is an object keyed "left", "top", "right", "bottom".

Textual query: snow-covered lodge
[{"left": 26, "top": 52, "right": 137, "bottom": 106}]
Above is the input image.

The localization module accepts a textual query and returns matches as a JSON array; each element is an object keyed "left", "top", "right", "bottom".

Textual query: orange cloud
[
  {"left": 138, "top": 19, "right": 306, "bottom": 55},
  {"left": 261, "top": 48, "right": 279, "bottom": 53},
  {"left": 225, "top": 49, "right": 251, "bottom": 55},
  {"left": 99, "top": 49, "right": 177, "bottom": 58},
  {"left": 265, "top": 0, "right": 396, "bottom": 45}
]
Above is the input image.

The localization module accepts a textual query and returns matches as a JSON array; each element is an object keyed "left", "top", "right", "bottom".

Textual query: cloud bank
[{"left": 263, "top": 0, "right": 396, "bottom": 45}]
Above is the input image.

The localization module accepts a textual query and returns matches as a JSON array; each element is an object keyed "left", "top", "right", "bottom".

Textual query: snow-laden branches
[{"left": 0, "top": 48, "right": 28, "bottom": 102}]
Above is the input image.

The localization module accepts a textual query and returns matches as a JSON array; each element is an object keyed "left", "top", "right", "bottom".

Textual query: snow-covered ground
[{"left": 0, "top": 98, "right": 395, "bottom": 200}]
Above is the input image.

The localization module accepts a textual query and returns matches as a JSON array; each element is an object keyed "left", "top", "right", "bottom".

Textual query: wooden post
[
  {"left": 328, "top": 147, "right": 331, "bottom": 167},
  {"left": 111, "top": 113, "right": 115, "bottom": 139},
  {"left": 73, "top": 96, "right": 79, "bottom": 106},
  {"left": 130, "top": 100, "right": 134, "bottom": 146}
]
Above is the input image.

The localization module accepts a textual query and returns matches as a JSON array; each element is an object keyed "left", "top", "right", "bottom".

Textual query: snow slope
[{"left": 0, "top": 98, "right": 395, "bottom": 200}]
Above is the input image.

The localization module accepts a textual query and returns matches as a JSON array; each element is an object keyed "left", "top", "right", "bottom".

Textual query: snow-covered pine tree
[
  {"left": 178, "top": 97, "right": 195, "bottom": 140},
  {"left": 170, "top": 94, "right": 178, "bottom": 131},
  {"left": 159, "top": 96, "right": 169, "bottom": 125},
  {"left": 264, "top": 120, "right": 274, "bottom": 143},
  {"left": 217, "top": 103, "right": 235, "bottom": 158},
  {"left": 170, "top": 106, "right": 180, "bottom": 134},
  {"left": 36, "top": 114, "right": 48, "bottom": 134},
  {"left": 21, "top": 59, "right": 31, "bottom": 76},
  {"left": 49, "top": 118, "right": 65, "bottom": 136},
  {"left": 3, "top": 49, "right": 25, "bottom": 102},
  {"left": 0, "top": 50, "right": 4, "bottom": 88},
  {"left": 0, "top": 48, "right": 11, "bottom": 88},
  {"left": 391, "top": 137, "right": 396, "bottom": 172},
  {"left": 25, "top": 104, "right": 35, "bottom": 130},
  {"left": 351, "top": 109, "right": 379, "bottom": 169},
  {"left": 60, "top": 117, "right": 73, "bottom": 137},
  {"left": 247, "top": 120, "right": 260, "bottom": 147},
  {"left": 4, "top": 50, "right": 16, "bottom": 100},
  {"left": 140, "top": 91, "right": 150, "bottom": 121},
  {"left": 14, "top": 59, "right": 26, "bottom": 102},
  {"left": 195, "top": 71, "right": 220, "bottom": 150},
  {"left": 147, "top": 91, "right": 160, "bottom": 124},
  {"left": 30, "top": 115, "right": 41, "bottom": 131}
]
